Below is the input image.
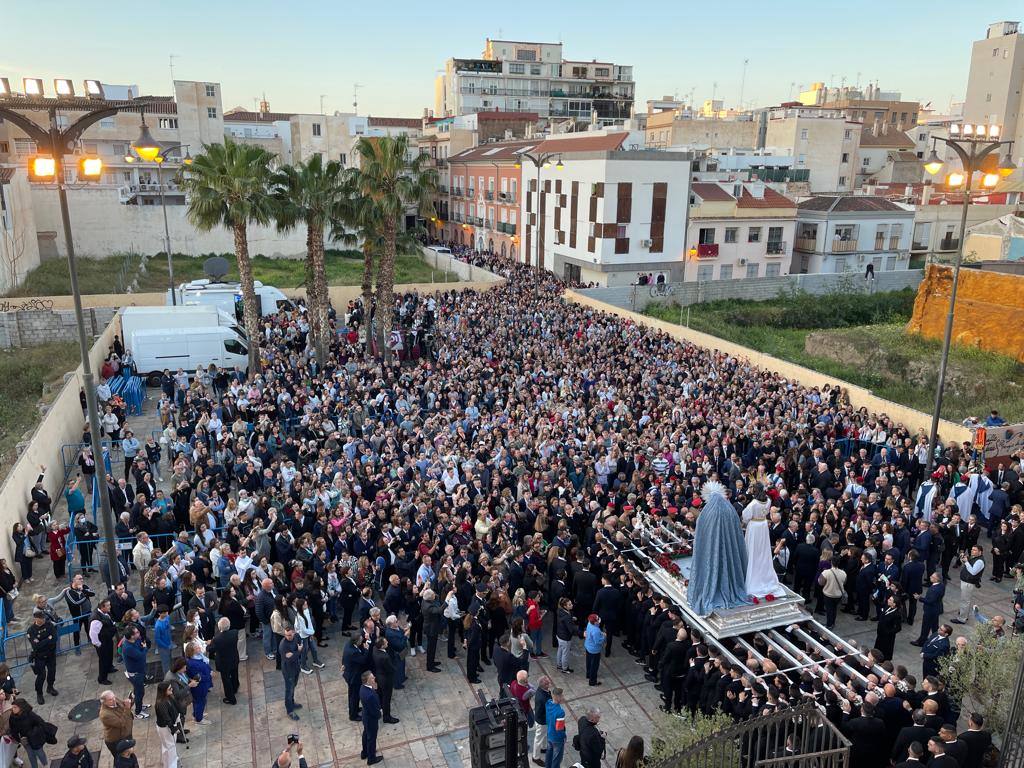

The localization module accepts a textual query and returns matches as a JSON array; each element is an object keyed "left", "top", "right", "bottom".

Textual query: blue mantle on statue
[{"left": 686, "top": 482, "right": 749, "bottom": 617}]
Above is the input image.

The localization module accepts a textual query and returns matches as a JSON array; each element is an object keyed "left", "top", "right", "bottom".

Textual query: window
[
  {"left": 158, "top": 117, "right": 178, "bottom": 130},
  {"left": 616, "top": 224, "right": 627, "bottom": 238},
  {"left": 746, "top": 263, "right": 759, "bottom": 278},
  {"left": 797, "top": 154, "right": 806, "bottom": 165},
  {"left": 99, "top": 117, "right": 116, "bottom": 129},
  {"left": 224, "top": 339, "right": 247, "bottom": 356},
  {"left": 986, "top": 93, "right": 992, "bottom": 102},
  {"left": 724, "top": 227, "right": 738, "bottom": 243},
  {"left": 719, "top": 264, "right": 733, "bottom": 280},
  {"left": 207, "top": 107, "right": 217, "bottom": 119},
  {"left": 843, "top": 129, "right": 852, "bottom": 140},
  {"left": 765, "top": 263, "right": 781, "bottom": 277},
  {"left": 698, "top": 227, "right": 715, "bottom": 245},
  {"left": 747, "top": 227, "right": 761, "bottom": 243},
  {"left": 509, "top": 63, "right": 526, "bottom": 75},
  {"left": 595, "top": 67, "right": 610, "bottom": 77},
  {"left": 205, "top": 84, "right": 216, "bottom": 97},
  {"left": 833, "top": 256, "right": 846, "bottom": 273},
  {"left": 800, "top": 129, "right": 809, "bottom": 140},
  {"left": 768, "top": 226, "right": 783, "bottom": 244},
  {"left": 696, "top": 264, "right": 714, "bottom": 281},
  {"left": 918, "top": 132, "right": 927, "bottom": 141},
  {"left": 312, "top": 123, "right": 322, "bottom": 137},
  {"left": 838, "top": 176, "right": 847, "bottom": 187},
  {"left": 515, "top": 49, "right": 537, "bottom": 61},
  {"left": 530, "top": 65, "right": 541, "bottom": 75},
  {"left": 862, "top": 157, "right": 871, "bottom": 166},
  {"left": 993, "top": 48, "right": 999, "bottom": 57},
  {"left": 885, "top": 256, "right": 897, "bottom": 271},
  {"left": 841, "top": 152, "right": 849, "bottom": 163},
  {"left": 0, "top": 142, "right": 8, "bottom": 154}
]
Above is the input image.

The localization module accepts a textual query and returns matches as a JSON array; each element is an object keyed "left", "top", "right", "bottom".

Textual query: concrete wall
[
  {"left": 30, "top": 186, "right": 310, "bottom": 259},
  {"left": 579, "top": 269, "right": 924, "bottom": 312},
  {"left": 419, "top": 248, "right": 503, "bottom": 283},
  {"left": 908, "top": 264, "right": 1024, "bottom": 361},
  {"left": 0, "top": 314, "right": 120, "bottom": 566},
  {"left": 0, "top": 307, "right": 118, "bottom": 349},
  {"left": 566, "top": 289, "right": 971, "bottom": 446}
]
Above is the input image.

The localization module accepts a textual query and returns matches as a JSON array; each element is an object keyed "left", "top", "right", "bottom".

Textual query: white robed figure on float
[
  {"left": 969, "top": 472, "right": 994, "bottom": 522},
  {"left": 915, "top": 478, "right": 940, "bottom": 522},
  {"left": 742, "top": 490, "right": 787, "bottom": 600}
]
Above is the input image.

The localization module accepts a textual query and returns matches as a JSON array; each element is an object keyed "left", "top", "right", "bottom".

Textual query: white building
[
  {"left": 793, "top": 195, "right": 914, "bottom": 274},
  {"left": 761, "top": 106, "right": 860, "bottom": 193},
  {"left": 435, "top": 38, "right": 634, "bottom": 127},
  {"left": 519, "top": 132, "right": 692, "bottom": 286},
  {"left": 963, "top": 21, "right": 1024, "bottom": 165},
  {"left": 687, "top": 181, "right": 797, "bottom": 282}
]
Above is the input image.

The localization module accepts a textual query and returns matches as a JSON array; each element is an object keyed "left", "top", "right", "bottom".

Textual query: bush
[
  {"left": 695, "top": 288, "right": 917, "bottom": 330},
  {"left": 940, "top": 625, "right": 1023, "bottom": 738}
]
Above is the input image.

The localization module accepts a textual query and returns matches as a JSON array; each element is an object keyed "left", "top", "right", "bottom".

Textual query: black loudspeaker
[{"left": 469, "top": 695, "right": 529, "bottom": 768}]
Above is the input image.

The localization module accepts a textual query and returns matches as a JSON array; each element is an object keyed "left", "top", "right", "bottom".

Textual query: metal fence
[{"left": 650, "top": 703, "right": 849, "bottom": 768}]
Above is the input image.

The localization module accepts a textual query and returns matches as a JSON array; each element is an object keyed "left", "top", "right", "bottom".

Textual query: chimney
[
  {"left": 882, "top": 122, "right": 889, "bottom": 135},
  {"left": 872, "top": 120, "right": 881, "bottom": 137}
]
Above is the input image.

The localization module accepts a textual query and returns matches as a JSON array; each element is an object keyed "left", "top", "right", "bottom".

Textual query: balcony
[
  {"left": 484, "top": 190, "right": 494, "bottom": 201},
  {"left": 467, "top": 189, "right": 476, "bottom": 200},
  {"left": 766, "top": 241, "right": 787, "bottom": 255},
  {"left": 830, "top": 239, "right": 859, "bottom": 253},
  {"left": 498, "top": 193, "right": 517, "bottom": 204},
  {"left": 938, "top": 236, "right": 959, "bottom": 251},
  {"left": 912, "top": 240, "right": 928, "bottom": 251},
  {"left": 795, "top": 237, "right": 818, "bottom": 252},
  {"left": 449, "top": 187, "right": 462, "bottom": 197},
  {"left": 498, "top": 222, "right": 517, "bottom": 235},
  {"left": 696, "top": 243, "right": 719, "bottom": 258},
  {"left": 451, "top": 212, "right": 463, "bottom": 223},
  {"left": 118, "top": 183, "right": 183, "bottom": 205}
]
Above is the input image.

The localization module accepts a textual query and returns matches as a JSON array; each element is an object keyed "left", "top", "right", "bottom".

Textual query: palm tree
[
  {"left": 271, "top": 154, "right": 352, "bottom": 362},
  {"left": 179, "top": 139, "right": 275, "bottom": 373},
  {"left": 352, "top": 135, "right": 437, "bottom": 359}
]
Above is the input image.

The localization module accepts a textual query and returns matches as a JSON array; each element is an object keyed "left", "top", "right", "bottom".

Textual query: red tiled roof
[
  {"left": 476, "top": 111, "right": 539, "bottom": 122},
  {"left": 368, "top": 117, "right": 422, "bottom": 129},
  {"left": 798, "top": 195, "right": 909, "bottom": 213},
  {"left": 690, "top": 182, "right": 735, "bottom": 202},
  {"left": 736, "top": 186, "right": 796, "bottom": 209},
  {"left": 223, "top": 109, "right": 295, "bottom": 122},
  {"left": 533, "top": 132, "right": 628, "bottom": 154},
  {"left": 450, "top": 140, "right": 537, "bottom": 162},
  {"left": 0, "top": 168, "right": 15, "bottom": 184}
]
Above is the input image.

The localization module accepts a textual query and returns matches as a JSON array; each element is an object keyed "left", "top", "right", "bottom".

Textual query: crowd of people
[{"left": 0, "top": 250, "right": 1021, "bottom": 768}]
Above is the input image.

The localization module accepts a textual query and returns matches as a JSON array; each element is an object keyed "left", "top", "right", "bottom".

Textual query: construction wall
[
  {"left": 907, "top": 264, "right": 1024, "bottom": 362},
  {"left": 566, "top": 289, "right": 971, "bottom": 445}
]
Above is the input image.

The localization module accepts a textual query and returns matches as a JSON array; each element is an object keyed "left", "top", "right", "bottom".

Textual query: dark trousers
[
  {"left": 662, "top": 673, "right": 684, "bottom": 712},
  {"left": 426, "top": 632, "right": 440, "bottom": 667},
  {"left": 447, "top": 619, "right": 460, "bottom": 658},
  {"left": 602, "top": 624, "right": 615, "bottom": 657},
  {"left": 128, "top": 671, "right": 146, "bottom": 712},
  {"left": 379, "top": 684, "right": 393, "bottom": 720},
  {"left": 283, "top": 669, "right": 299, "bottom": 713},
  {"left": 794, "top": 573, "right": 814, "bottom": 600},
  {"left": 221, "top": 666, "right": 239, "bottom": 703},
  {"left": 904, "top": 595, "right": 918, "bottom": 625},
  {"left": 347, "top": 682, "right": 361, "bottom": 719},
  {"left": 361, "top": 722, "right": 379, "bottom": 760},
  {"left": 96, "top": 639, "right": 114, "bottom": 681},
  {"left": 824, "top": 596, "right": 840, "bottom": 628},
  {"left": 585, "top": 651, "right": 601, "bottom": 685},
  {"left": 917, "top": 612, "right": 939, "bottom": 644},
  {"left": 856, "top": 590, "right": 871, "bottom": 620},
  {"left": 467, "top": 643, "right": 481, "bottom": 681},
  {"left": 32, "top": 654, "right": 56, "bottom": 694}
]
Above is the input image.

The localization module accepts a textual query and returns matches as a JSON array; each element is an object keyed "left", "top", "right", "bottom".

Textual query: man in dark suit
[
  {"left": 855, "top": 554, "right": 878, "bottom": 621},
  {"left": 360, "top": 671, "right": 383, "bottom": 765},
  {"left": 891, "top": 709, "right": 936, "bottom": 766},
  {"left": 912, "top": 572, "right": 945, "bottom": 645},
  {"left": 591, "top": 575, "right": 621, "bottom": 657},
  {"left": 986, "top": 483, "right": 1011, "bottom": 536},
  {"left": 109, "top": 477, "right": 134, "bottom": 515},
  {"left": 841, "top": 700, "right": 887, "bottom": 768},
  {"left": 938, "top": 724, "right": 969, "bottom": 768},
  {"left": 793, "top": 534, "right": 821, "bottom": 600},
  {"left": 209, "top": 617, "right": 240, "bottom": 705},
  {"left": 921, "top": 625, "right": 951, "bottom": 679},
  {"left": 571, "top": 562, "right": 598, "bottom": 628},
  {"left": 894, "top": 740, "right": 926, "bottom": 768},
  {"left": 958, "top": 713, "right": 992, "bottom": 768},
  {"left": 927, "top": 736, "right": 961, "bottom": 768},
  {"left": 900, "top": 550, "right": 926, "bottom": 626}
]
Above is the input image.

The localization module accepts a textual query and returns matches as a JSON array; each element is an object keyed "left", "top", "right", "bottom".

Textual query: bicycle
[{"left": 648, "top": 282, "right": 675, "bottom": 298}]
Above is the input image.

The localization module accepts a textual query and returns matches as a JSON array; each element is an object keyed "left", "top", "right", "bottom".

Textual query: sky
[{"left": 2, "top": 1, "right": 1019, "bottom": 118}]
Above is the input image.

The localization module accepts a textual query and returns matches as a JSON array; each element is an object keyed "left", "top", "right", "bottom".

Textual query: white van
[
  {"left": 121, "top": 306, "right": 247, "bottom": 343},
  {"left": 167, "top": 279, "right": 292, "bottom": 318},
  {"left": 427, "top": 246, "right": 452, "bottom": 256},
  {"left": 130, "top": 326, "right": 249, "bottom": 385}
]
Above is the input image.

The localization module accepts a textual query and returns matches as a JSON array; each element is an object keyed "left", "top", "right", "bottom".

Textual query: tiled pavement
[{"left": 10, "top": 403, "right": 1020, "bottom": 766}]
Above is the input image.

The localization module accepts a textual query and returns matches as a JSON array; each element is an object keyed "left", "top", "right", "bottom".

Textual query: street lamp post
[
  {"left": 0, "top": 82, "right": 154, "bottom": 587},
  {"left": 125, "top": 123, "right": 191, "bottom": 305},
  {"left": 514, "top": 151, "right": 562, "bottom": 273},
  {"left": 920, "top": 123, "right": 1015, "bottom": 476}
]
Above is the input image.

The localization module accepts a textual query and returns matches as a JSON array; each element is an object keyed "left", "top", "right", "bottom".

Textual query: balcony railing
[
  {"left": 696, "top": 243, "right": 719, "bottom": 258},
  {"left": 795, "top": 237, "right": 818, "bottom": 252},
  {"left": 449, "top": 187, "right": 462, "bottom": 197},
  {"left": 912, "top": 240, "right": 928, "bottom": 251},
  {"left": 766, "top": 241, "right": 787, "bottom": 255},
  {"left": 831, "top": 239, "right": 859, "bottom": 253},
  {"left": 938, "top": 237, "right": 959, "bottom": 251},
  {"left": 498, "top": 194, "right": 517, "bottom": 204},
  {"left": 484, "top": 190, "right": 494, "bottom": 201},
  {"left": 467, "top": 189, "right": 475, "bottom": 199},
  {"left": 451, "top": 212, "right": 463, "bottom": 223},
  {"left": 498, "top": 222, "right": 517, "bottom": 235}
]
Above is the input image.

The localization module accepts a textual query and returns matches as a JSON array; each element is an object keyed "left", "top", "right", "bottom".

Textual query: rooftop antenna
[
  {"left": 353, "top": 83, "right": 362, "bottom": 114},
  {"left": 169, "top": 54, "right": 178, "bottom": 90},
  {"left": 789, "top": 82, "right": 796, "bottom": 100},
  {"left": 319, "top": 94, "right": 327, "bottom": 115},
  {"left": 855, "top": 71, "right": 862, "bottom": 90},
  {"left": 711, "top": 81, "right": 718, "bottom": 118},
  {"left": 738, "top": 58, "right": 749, "bottom": 113}
]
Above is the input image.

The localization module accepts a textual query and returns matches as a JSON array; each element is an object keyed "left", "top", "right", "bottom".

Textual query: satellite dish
[{"left": 203, "top": 256, "right": 230, "bottom": 282}]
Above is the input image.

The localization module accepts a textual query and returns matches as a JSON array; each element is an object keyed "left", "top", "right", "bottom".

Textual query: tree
[
  {"left": 352, "top": 135, "right": 437, "bottom": 359},
  {"left": 940, "top": 625, "right": 1024, "bottom": 738},
  {"left": 179, "top": 139, "right": 275, "bottom": 373},
  {"left": 647, "top": 709, "right": 735, "bottom": 766},
  {"left": 271, "top": 154, "right": 352, "bottom": 362}
]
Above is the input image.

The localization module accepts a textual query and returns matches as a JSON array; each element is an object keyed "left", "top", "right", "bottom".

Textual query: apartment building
[
  {"left": 518, "top": 132, "right": 692, "bottom": 286},
  {"left": 856, "top": 123, "right": 916, "bottom": 185},
  {"left": 434, "top": 38, "right": 634, "bottom": 126},
  {"left": 964, "top": 21, "right": 1024, "bottom": 165},
  {"left": 0, "top": 167, "right": 41, "bottom": 294},
  {"left": 793, "top": 195, "right": 913, "bottom": 274},
  {"left": 687, "top": 181, "right": 797, "bottom": 282},
  {"left": 223, "top": 101, "right": 293, "bottom": 160},
  {"left": 762, "top": 107, "right": 860, "bottom": 193},
  {"left": 446, "top": 140, "right": 528, "bottom": 258},
  {"left": 645, "top": 110, "right": 759, "bottom": 151}
]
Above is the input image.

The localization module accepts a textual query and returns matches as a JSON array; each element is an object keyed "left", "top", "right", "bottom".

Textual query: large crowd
[{"left": 1, "top": 251, "right": 1021, "bottom": 768}]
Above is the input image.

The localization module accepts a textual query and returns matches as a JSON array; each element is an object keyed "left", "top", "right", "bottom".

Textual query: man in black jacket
[
  {"left": 575, "top": 707, "right": 605, "bottom": 768},
  {"left": 891, "top": 709, "right": 936, "bottom": 765},
  {"left": 571, "top": 563, "right": 598, "bottom": 629},
  {"left": 342, "top": 633, "right": 369, "bottom": 721},
  {"left": 209, "top": 617, "right": 240, "bottom": 705},
  {"left": 841, "top": 700, "right": 887, "bottom": 768},
  {"left": 421, "top": 589, "right": 444, "bottom": 673},
  {"left": 658, "top": 628, "right": 689, "bottom": 713},
  {"left": 371, "top": 637, "right": 399, "bottom": 724},
  {"left": 591, "top": 576, "right": 620, "bottom": 657},
  {"left": 958, "top": 713, "right": 992, "bottom": 768},
  {"left": 27, "top": 610, "right": 59, "bottom": 704}
]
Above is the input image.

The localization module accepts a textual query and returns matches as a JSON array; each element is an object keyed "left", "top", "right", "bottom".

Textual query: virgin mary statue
[
  {"left": 742, "top": 492, "right": 786, "bottom": 600},
  {"left": 687, "top": 481, "right": 748, "bottom": 616}
]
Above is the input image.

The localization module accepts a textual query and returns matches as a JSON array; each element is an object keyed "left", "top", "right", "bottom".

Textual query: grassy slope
[
  {"left": 7, "top": 250, "right": 456, "bottom": 297},
  {"left": 0, "top": 342, "right": 82, "bottom": 484},
  {"left": 645, "top": 296, "right": 1024, "bottom": 423}
]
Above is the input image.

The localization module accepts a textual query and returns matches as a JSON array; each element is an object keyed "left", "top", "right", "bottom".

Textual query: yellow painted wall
[
  {"left": 565, "top": 289, "right": 971, "bottom": 444},
  {"left": 907, "top": 264, "right": 1024, "bottom": 362}
]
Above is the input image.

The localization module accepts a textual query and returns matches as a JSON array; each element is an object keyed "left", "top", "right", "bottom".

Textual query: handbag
[
  {"left": 54, "top": 548, "right": 65, "bottom": 560},
  {"left": 23, "top": 543, "right": 36, "bottom": 559},
  {"left": 6, "top": 588, "right": 18, "bottom": 601}
]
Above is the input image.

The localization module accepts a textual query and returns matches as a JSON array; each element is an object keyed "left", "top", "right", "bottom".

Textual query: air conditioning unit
[
  {"left": 640, "top": 239, "right": 653, "bottom": 248},
  {"left": 738, "top": 258, "right": 748, "bottom": 265}
]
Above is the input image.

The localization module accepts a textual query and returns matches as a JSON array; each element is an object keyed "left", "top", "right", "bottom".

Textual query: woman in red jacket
[{"left": 46, "top": 520, "right": 70, "bottom": 579}]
